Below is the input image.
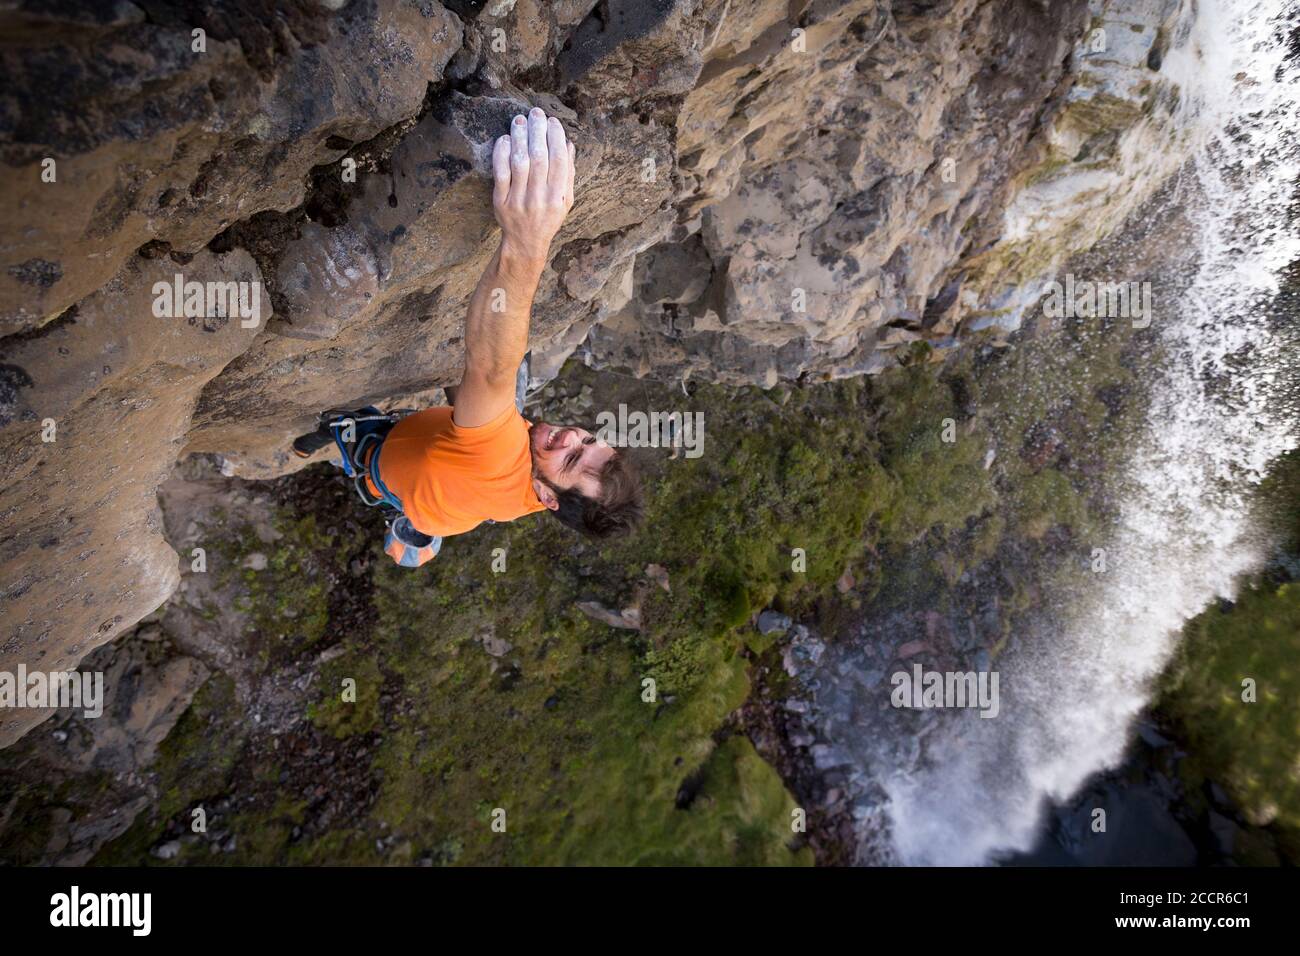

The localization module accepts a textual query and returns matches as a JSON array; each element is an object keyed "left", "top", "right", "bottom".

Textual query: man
[{"left": 294, "top": 108, "right": 643, "bottom": 566}]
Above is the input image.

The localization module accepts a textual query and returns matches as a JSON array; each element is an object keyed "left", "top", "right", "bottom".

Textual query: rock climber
[{"left": 291, "top": 108, "right": 643, "bottom": 566}]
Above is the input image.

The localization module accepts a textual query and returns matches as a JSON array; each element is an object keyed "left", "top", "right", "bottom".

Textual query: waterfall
[
  {"left": 884, "top": 0, "right": 1299, "bottom": 866},
  {"left": 797, "top": 0, "right": 1300, "bottom": 865}
]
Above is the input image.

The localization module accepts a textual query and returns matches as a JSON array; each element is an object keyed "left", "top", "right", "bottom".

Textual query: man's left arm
[{"left": 454, "top": 108, "right": 575, "bottom": 428}]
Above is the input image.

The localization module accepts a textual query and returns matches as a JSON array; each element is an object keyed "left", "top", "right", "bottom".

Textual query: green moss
[
  {"left": 308, "top": 653, "right": 383, "bottom": 739},
  {"left": 93, "top": 673, "right": 245, "bottom": 865},
  {"left": 860, "top": 363, "right": 998, "bottom": 550},
  {"left": 1156, "top": 450, "right": 1300, "bottom": 859},
  {"left": 153, "top": 674, "right": 243, "bottom": 820},
  {"left": 635, "top": 735, "right": 813, "bottom": 866},
  {"left": 1160, "top": 580, "right": 1300, "bottom": 839},
  {"left": 215, "top": 511, "right": 343, "bottom": 662},
  {"left": 225, "top": 796, "right": 307, "bottom": 866},
  {"left": 644, "top": 636, "right": 713, "bottom": 696},
  {"left": 79, "top": 314, "right": 1152, "bottom": 866},
  {"left": 1010, "top": 468, "right": 1088, "bottom": 540},
  {"left": 0, "top": 771, "right": 116, "bottom": 865},
  {"left": 357, "top": 517, "right": 803, "bottom": 865}
]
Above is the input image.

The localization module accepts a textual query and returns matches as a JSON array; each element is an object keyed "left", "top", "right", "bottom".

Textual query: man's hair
[{"left": 547, "top": 452, "right": 643, "bottom": 539}]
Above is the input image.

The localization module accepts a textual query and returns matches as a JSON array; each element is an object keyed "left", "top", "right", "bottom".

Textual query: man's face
[{"left": 529, "top": 422, "right": 616, "bottom": 504}]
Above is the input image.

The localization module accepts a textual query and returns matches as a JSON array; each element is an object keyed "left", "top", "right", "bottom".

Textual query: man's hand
[{"left": 491, "top": 107, "right": 576, "bottom": 265}]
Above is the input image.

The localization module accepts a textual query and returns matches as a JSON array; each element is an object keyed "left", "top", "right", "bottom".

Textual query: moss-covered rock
[{"left": 1156, "top": 450, "right": 1300, "bottom": 861}]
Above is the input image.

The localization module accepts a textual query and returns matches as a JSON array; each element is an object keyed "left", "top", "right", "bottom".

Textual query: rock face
[
  {"left": 0, "top": 0, "right": 1199, "bottom": 746},
  {"left": 0, "top": 0, "right": 463, "bottom": 331},
  {"left": 0, "top": 624, "right": 210, "bottom": 865}
]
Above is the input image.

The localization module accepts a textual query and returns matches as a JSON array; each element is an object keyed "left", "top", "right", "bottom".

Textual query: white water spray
[{"left": 884, "top": 0, "right": 1300, "bottom": 865}]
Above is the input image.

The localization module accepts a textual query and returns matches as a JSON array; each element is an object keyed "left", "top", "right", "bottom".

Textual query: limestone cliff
[{"left": 0, "top": 0, "right": 1197, "bottom": 747}]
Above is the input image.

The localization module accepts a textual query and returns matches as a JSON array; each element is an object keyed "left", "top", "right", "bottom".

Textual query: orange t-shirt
[{"left": 373, "top": 405, "right": 546, "bottom": 537}]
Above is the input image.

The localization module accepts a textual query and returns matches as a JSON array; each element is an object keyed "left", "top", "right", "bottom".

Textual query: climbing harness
[{"left": 294, "top": 405, "right": 441, "bottom": 566}]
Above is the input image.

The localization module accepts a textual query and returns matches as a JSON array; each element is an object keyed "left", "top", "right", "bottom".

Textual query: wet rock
[
  {"left": 859, "top": 669, "right": 886, "bottom": 690},
  {"left": 782, "top": 646, "right": 799, "bottom": 677},
  {"left": 962, "top": 0, "right": 1201, "bottom": 331},
  {"left": 811, "top": 743, "right": 851, "bottom": 771},
  {"left": 1207, "top": 811, "right": 1238, "bottom": 856},
  {"left": 757, "top": 610, "right": 792, "bottom": 636},
  {"left": 1135, "top": 720, "right": 1171, "bottom": 748},
  {"left": 1079, "top": 790, "right": 1198, "bottom": 866}
]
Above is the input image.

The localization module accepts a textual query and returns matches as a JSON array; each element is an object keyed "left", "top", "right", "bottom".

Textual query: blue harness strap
[
  {"left": 327, "top": 407, "right": 393, "bottom": 480},
  {"left": 365, "top": 437, "right": 404, "bottom": 511}
]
